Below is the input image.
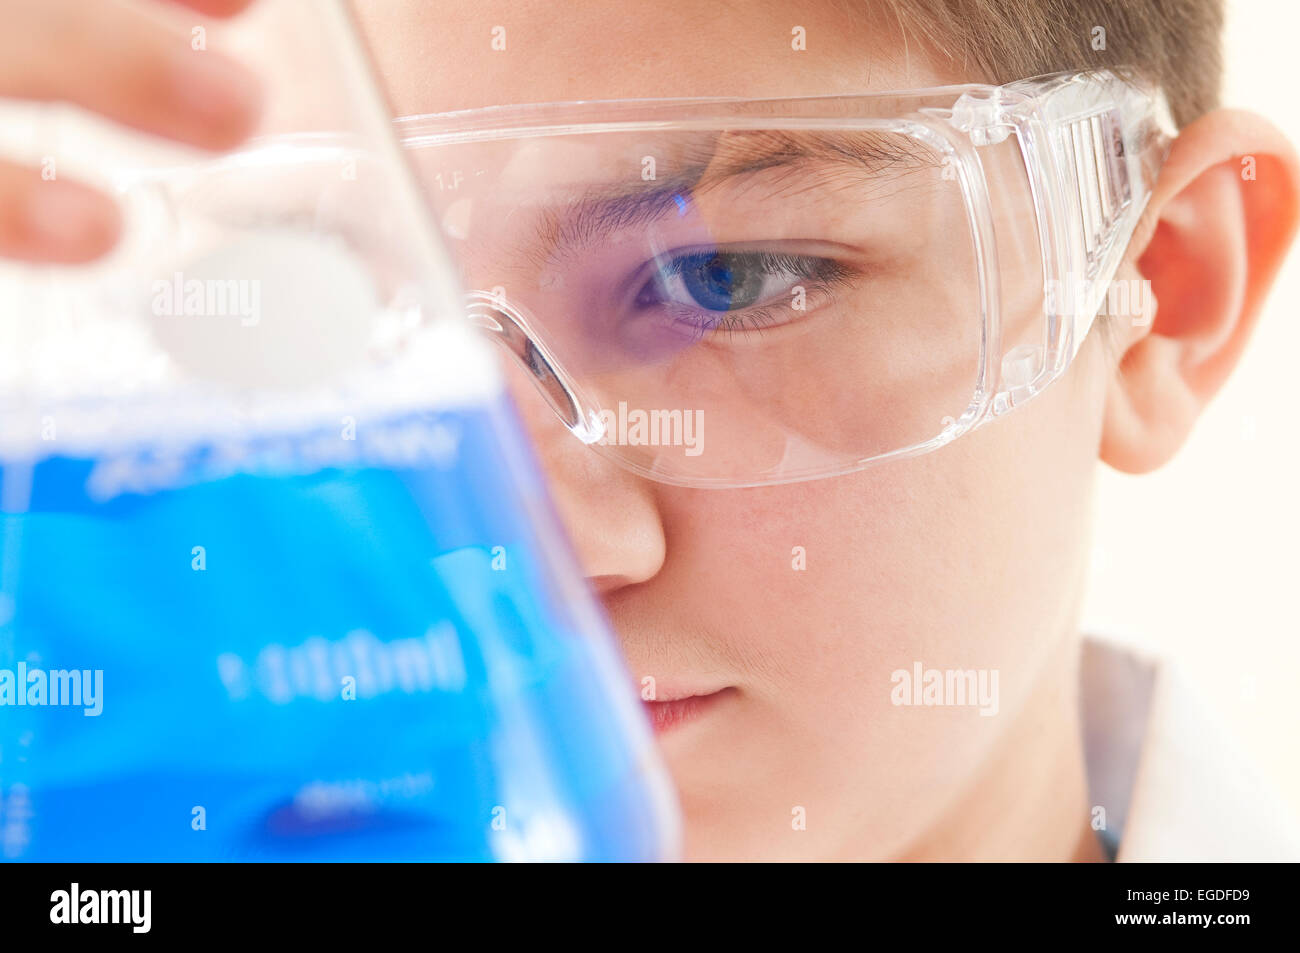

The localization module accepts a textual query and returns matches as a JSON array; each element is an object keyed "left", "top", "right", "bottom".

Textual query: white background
[{"left": 1081, "top": 0, "right": 1300, "bottom": 817}]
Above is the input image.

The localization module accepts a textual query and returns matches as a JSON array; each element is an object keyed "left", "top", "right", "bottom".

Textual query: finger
[
  {"left": 0, "top": 160, "right": 122, "bottom": 264},
  {"left": 1, "top": 0, "right": 263, "bottom": 152}
]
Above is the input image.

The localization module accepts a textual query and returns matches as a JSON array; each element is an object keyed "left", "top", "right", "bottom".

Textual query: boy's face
[{"left": 357, "top": 0, "right": 1116, "bottom": 860}]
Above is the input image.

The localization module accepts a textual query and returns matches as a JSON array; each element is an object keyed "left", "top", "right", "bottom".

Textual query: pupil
[{"left": 706, "top": 260, "right": 732, "bottom": 294}]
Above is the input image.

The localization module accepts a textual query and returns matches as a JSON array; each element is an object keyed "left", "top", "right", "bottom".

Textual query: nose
[{"left": 492, "top": 324, "right": 668, "bottom": 595}]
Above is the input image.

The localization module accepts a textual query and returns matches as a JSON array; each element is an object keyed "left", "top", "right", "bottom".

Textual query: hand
[{"left": 0, "top": 0, "right": 262, "bottom": 264}]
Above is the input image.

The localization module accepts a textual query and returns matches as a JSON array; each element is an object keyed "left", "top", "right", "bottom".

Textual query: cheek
[
  {"left": 654, "top": 341, "right": 1106, "bottom": 850},
  {"left": 660, "top": 360, "right": 1102, "bottom": 676}
]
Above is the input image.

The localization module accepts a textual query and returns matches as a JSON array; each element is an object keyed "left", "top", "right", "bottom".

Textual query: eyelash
[{"left": 634, "top": 249, "right": 855, "bottom": 339}]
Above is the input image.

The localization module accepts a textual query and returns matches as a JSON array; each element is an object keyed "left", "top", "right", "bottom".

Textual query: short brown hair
[{"left": 873, "top": 0, "right": 1223, "bottom": 127}]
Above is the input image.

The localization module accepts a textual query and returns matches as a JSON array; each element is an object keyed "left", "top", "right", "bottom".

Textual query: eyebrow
[{"left": 531, "top": 129, "right": 939, "bottom": 255}]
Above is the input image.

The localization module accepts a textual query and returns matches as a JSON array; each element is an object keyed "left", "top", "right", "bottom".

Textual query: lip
[{"left": 643, "top": 687, "right": 734, "bottom": 734}]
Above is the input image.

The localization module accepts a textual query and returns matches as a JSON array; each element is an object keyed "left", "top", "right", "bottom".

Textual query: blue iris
[{"left": 679, "top": 253, "right": 764, "bottom": 311}]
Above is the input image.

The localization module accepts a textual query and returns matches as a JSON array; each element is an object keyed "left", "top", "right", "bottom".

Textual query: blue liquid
[{"left": 0, "top": 399, "right": 674, "bottom": 861}]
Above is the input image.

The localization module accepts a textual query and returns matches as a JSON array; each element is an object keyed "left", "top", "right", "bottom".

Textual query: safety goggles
[
  {"left": 89, "top": 69, "right": 1172, "bottom": 488},
  {"left": 394, "top": 69, "right": 1173, "bottom": 488}
]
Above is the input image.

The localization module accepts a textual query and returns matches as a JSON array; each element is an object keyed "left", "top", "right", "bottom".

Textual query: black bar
[{"left": 0, "top": 861, "right": 1289, "bottom": 940}]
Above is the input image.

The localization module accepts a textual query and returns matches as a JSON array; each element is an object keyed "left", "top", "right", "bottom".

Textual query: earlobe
[{"left": 1099, "top": 109, "right": 1300, "bottom": 474}]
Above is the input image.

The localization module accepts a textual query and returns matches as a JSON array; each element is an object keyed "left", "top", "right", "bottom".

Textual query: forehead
[{"left": 353, "top": 0, "right": 965, "bottom": 115}]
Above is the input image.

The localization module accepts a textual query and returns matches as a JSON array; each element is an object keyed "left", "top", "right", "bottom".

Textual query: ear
[{"left": 1099, "top": 109, "right": 1300, "bottom": 473}]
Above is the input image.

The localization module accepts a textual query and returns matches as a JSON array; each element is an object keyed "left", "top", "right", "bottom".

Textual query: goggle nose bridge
[{"left": 464, "top": 290, "right": 605, "bottom": 444}]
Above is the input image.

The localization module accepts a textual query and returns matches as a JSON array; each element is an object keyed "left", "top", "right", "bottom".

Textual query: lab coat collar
[{"left": 1081, "top": 636, "right": 1300, "bottom": 862}]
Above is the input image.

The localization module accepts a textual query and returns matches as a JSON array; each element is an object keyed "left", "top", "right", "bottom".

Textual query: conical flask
[{"left": 0, "top": 0, "right": 680, "bottom": 862}]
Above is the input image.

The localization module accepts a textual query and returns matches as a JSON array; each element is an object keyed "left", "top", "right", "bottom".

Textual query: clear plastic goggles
[
  {"left": 399, "top": 69, "right": 1173, "bottom": 487},
  {"left": 55, "top": 69, "right": 1173, "bottom": 489}
]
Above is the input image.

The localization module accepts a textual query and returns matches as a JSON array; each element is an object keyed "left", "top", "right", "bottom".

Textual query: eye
[
  {"left": 633, "top": 248, "right": 851, "bottom": 334},
  {"left": 672, "top": 252, "right": 767, "bottom": 311}
]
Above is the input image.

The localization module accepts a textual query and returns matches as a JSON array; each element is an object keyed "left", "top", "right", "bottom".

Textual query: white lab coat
[{"left": 1082, "top": 636, "right": 1300, "bottom": 861}]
